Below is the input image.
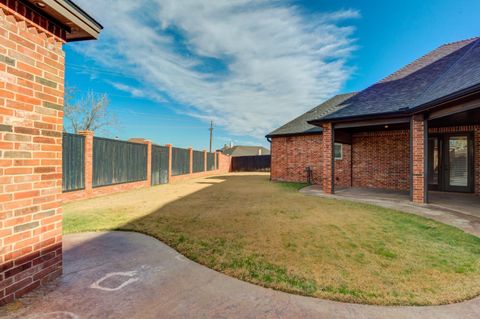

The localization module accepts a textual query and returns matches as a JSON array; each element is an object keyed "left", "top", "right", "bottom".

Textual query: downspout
[{"left": 266, "top": 137, "right": 272, "bottom": 180}]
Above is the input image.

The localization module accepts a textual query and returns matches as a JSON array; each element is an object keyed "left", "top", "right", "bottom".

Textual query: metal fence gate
[
  {"left": 151, "top": 145, "right": 169, "bottom": 185},
  {"left": 62, "top": 133, "right": 85, "bottom": 192}
]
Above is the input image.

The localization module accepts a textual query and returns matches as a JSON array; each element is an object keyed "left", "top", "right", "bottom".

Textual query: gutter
[{"left": 43, "top": 0, "right": 103, "bottom": 40}]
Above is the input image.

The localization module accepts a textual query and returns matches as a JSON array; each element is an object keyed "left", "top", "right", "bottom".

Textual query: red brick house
[
  {"left": 0, "top": 0, "right": 101, "bottom": 305},
  {"left": 268, "top": 37, "right": 480, "bottom": 204}
]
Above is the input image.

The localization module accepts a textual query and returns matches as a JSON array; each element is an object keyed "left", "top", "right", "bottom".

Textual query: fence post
[
  {"left": 78, "top": 130, "right": 94, "bottom": 195},
  {"left": 204, "top": 150, "right": 207, "bottom": 172},
  {"left": 188, "top": 147, "right": 193, "bottom": 175},
  {"left": 165, "top": 144, "right": 172, "bottom": 183},
  {"left": 146, "top": 141, "right": 152, "bottom": 186}
]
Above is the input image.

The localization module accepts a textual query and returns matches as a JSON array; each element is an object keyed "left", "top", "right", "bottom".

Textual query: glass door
[
  {"left": 428, "top": 137, "right": 441, "bottom": 190},
  {"left": 444, "top": 135, "right": 473, "bottom": 193}
]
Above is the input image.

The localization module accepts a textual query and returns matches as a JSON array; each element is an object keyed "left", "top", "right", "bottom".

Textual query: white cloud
[
  {"left": 72, "top": 0, "right": 358, "bottom": 138},
  {"left": 108, "top": 81, "right": 167, "bottom": 103}
]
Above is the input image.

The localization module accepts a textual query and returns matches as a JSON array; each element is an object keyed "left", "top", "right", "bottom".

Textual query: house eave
[
  {"left": 309, "top": 84, "right": 480, "bottom": 128},
  {"left": 22, "top": 0, "right": 103, "bottom": 41},
  {"left": 265, "top": 131, "right": 323, "bottom": 139}
]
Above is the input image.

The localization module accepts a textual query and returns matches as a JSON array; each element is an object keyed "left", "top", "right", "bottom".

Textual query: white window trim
[{"left": 334, "top": 143, "right": 343, "bottom": 160}]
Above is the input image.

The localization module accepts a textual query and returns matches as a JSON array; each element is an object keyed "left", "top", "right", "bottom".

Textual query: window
[{"left": 334, "top": 143, "right": 343, "bottom": 160}]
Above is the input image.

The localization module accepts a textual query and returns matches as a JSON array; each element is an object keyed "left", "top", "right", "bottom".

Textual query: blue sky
[{"left": 66, "top": 0, "right": 479, "bottom": 150}]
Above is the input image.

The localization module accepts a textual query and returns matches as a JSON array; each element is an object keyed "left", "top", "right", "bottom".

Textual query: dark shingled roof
[
  {"left": 321, "top": 37, "right": 480, "bottom": 121},
  {"left": 266, "top": 92, "right": 357, "bottom": 137}
]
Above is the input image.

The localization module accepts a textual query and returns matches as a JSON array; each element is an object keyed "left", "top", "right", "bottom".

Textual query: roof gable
[{"left": 322, "top": 37, "right": 480, "bottom": 121}]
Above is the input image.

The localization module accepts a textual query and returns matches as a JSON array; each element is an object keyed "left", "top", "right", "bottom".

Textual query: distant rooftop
[{"left": 220, "top": 145, "right": 270, "bottom": 157}]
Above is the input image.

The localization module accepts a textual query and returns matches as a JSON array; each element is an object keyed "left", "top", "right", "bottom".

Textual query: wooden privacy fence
[
  {"left": 231, "top": 155, "right": 271, "bottom": 172},
  {"left": 62, "top": 131, "right": 232, "bottom": 202},
  {"left": 93, "top": 137, "right": 148, "bottom": 187},
  {"left": 192, "top": 150, "right": 205, "bottom": 173},
  {"left": 62, "top": 133, "right": 85, "bottom": 192},
  {"left": 151, "top": 145, "right": 169, "bottom": 185},
  {"left": 172, "top": 147, "right": 190, "bottom": 176}
]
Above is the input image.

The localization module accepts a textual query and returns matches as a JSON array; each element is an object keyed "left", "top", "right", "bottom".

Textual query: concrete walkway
[
  {"left": 300, "top": 186, "right": 480, "bottom": 237},
  {"left": 1, "top": 231, "right": 479, "bottom": 319}
]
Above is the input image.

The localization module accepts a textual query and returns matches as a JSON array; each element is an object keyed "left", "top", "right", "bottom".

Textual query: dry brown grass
[{"left": 64, "top": 173, "right": 480, "bottom": 305}]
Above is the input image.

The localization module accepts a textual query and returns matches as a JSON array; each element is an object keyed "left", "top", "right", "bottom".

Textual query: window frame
[{"left": 334, "top": 143, "right": 343, "bottom": 160}]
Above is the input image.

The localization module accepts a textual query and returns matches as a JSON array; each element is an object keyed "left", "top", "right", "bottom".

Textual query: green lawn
[{"left": 63, "top": 174, "right": 480, "bottom": 305}]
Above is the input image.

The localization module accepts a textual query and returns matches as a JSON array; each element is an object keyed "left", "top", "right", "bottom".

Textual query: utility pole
[{"left": 209, "top": 120, "right": 213, "bottom": 153}]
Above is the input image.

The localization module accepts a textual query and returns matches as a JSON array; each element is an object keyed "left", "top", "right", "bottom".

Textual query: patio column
[
  {"left": 322, "top": 123, "right": 335, "bottom": 194},
  {"left": 410, "top": 115, "right": 429, "bottom": 204}
]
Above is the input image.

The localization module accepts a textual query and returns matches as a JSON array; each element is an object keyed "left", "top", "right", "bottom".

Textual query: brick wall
[
  {"left": 271, "top": 125, "right": 479, "bottom": 196},
  {"left": 270, "top": 134, "right": 351, "bottom": 188},
  {"left": 335, "top": 144, "right": 351, "bottom": 188},
  {"left": 0, "top": 5, "right": 64, "bottom": 305},
  {"left": 352, "top": 130, "right": 410, "bottom": 191},
  {"left": 271, "top": 134, "right": 323, "bottom": 184}
]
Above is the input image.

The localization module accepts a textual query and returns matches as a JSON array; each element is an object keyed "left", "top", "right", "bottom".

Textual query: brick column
[
  {"left": 78, "top": 131, "right": 94, "bottom": 195},
  {"left": 411, "top": 115, "right": 428, "bottom": 204},
  {"left": 322, "top": 123, "right": 335, "bottom": 194},
  {"left": 475, "top": 127, "right": 480, "bottom": 196},
  {"left": 204, "top": 150, "right": 208, "bottom": 172},
  {"left": 0, "top": 7, "right": 65, "bottom": 304},
  {"left": 188, "top": 147, "right": 193, "bottom": 175},
  {"left": 146, "top": 141, "right": 152, "bottom": 186},
  {"left": 165, "top": 144, "right": 172, "bottom": 182},
  {"left": 214, "top": 151, "right": 218, "bottom": 171}
]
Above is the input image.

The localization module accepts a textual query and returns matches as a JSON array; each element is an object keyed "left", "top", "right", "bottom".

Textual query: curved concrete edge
[
  {"left": 300, "top": 186, "right": 480, "bottom": 237},
  {"left": 2, "top": 231, "right": 480, "bottom": 319}
]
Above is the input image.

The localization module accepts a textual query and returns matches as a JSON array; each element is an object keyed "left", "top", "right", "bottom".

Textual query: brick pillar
[
  {"left": 214, "top": 151, "right": 218, "bottom": 171},
  {"left": 475, "top": 127, "right": 480, "bottom": 196},
  {"left": 188, "top": 147, "right": 193, "bottom": 175},
  {"left": 322, "top": 123, "right": 335, "bottom": 194},
  {"left": 165, "top": 144, "right": 172, "bottom": 182},
  {"left": 0, "top": 7, "right": 65, "bottom": 304},
  {"left": 146, "top": 141, "right": 152, "bottom": 186},
  {"left": 78, "top": 131, "right": 93, "bottom": 194},
  {"left": 411, "top": 115, "right": 428, "bottom": 204},
  {"left": 204, "top": 150, "right": 208, "bottom": 172}
]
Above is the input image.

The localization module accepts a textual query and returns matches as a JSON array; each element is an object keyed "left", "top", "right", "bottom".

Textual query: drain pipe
[{"left": 266, "top": 137, "right": 272, "bottom": 181}]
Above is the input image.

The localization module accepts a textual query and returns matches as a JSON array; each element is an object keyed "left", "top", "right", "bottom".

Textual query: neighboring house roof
[
  {"left": 221, "top": 146, "right": 270, "bottom": 157},
  {"left": 266, "top": 93, "right": 357, "bottom": 138},
  {"left": 318, "top": 37, "right": 480, "bottom": 122}
]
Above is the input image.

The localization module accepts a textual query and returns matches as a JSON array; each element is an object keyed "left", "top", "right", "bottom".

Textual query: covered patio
[{"left": 305, "top": 38, "right": 480, "bottom": 206}]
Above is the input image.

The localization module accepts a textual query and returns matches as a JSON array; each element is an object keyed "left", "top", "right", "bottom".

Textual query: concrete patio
[
  {"left": 1, "top": 231, "right": 479, "bottom": 319},
  {"left": 300, "top": 186, "right": 480, "bottom": 237}
]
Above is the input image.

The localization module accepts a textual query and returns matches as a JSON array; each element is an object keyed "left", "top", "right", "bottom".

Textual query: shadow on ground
[{"left": 2, "top": 173, "right": 480, "bottom": 318}]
